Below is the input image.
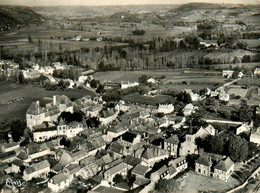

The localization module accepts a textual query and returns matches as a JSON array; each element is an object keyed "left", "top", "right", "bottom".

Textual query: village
[
  {"left": 0, "top": 1, "right": 260, "bottom": 192},
  {"left": 0, "top": 59, "right": 260, "bottom": 193}
]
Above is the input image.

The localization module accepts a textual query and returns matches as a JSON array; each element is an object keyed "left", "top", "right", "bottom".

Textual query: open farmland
[
  {"left": 94, "top": 69, "right": 226, "bottom": 91},
  {"left": 0, "top": 81, "right": 95, "bottom": 122}
]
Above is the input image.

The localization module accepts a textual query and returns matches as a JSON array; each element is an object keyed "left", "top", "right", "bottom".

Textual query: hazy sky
[{"left": 0, "top": 0, "right": 259, "bottom": 6}]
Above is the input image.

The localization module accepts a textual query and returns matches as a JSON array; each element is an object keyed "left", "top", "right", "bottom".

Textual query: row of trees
[{"left": 196, "top": 134, "right": 258, "bottom": 162}]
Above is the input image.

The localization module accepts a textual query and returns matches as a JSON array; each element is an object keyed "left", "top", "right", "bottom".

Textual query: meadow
[{"left": 0, "top": 81, "right": 95, "bottom": 122}]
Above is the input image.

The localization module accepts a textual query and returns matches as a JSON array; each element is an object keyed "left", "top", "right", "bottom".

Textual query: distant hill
[
  {"left": 0, "top": 6, "right": 43, "bottom": 31},
  {"left": 176, "top": 3, "right": 223, "bottom": 11}
]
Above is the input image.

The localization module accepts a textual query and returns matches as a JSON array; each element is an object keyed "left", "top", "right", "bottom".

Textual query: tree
[
  {"left": 227, "top": 135, "right": 248, "bottom": 162},
  {"left": 202, "top": 135, "right": 225, "bottom": 155},
  {"left": 238, "top": 101, "right": 253, "bottom": 122},
  {"left": 177, "top": 91, "right": 192, "bottom": 104},
  {"left": 72, "top": 111, "right": 84, "bottom": 122},
  {"left": 113, "top": 174, "right": 124, "bottom": 184},
  {"left": 60, "top": 112, "right": 73, "bottom": 123},
  {"left": 60, "top": 137, "right": 70, "bottom": 148},
  {"left": 96, "top": 84, "right": 104, "bottom": 93},
  {"left": 28, "top": 35, "right": 33, "bottom": 43},
  {"left": 132, "top": 29, "right": 145, "bottom": 35},
  {"left": 126, "top": 171, "right": 136, "bottom": 187},
  {"left": 18, "top": 71, "right": 25, "bottom": 84},
  {"left": 232, "top": 71, "right": 239, "bottom": 79},
  {"left": 90, "top": 79, "right": 99, "bottom": 89},
  {"left": 86, "top": 117, "right": 101, "bottom": 128},
  {"left": 10, "top": 119, "right": 26, "bottom": 142},
  {"left": 155, "top": 179, "right": 180, "bottom": 193},
  {"left": 138, "top": 74, "right": 148, "bottom": 84},
  {"left": 39, "top": 74, "right": 47, "bottom": 85}
]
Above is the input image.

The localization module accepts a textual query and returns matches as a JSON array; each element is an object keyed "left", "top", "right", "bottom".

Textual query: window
[{"left": 198, "top": 169, "right": 201, "bottom": 173}]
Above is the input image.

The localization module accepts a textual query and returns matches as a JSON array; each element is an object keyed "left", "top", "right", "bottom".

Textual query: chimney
[{"left": 53, "top": 95, "right": 57, "bottom": 105}]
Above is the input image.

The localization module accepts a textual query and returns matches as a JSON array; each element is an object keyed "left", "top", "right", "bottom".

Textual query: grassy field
[
  {"left": 180, "top": 171, "right": 240, "bottom": 193},
  {"left": 94, "top": 69, "right": 225, "bottom": 91},
  {"left": 123, "top": 93, "right": 174, "bottom": 106},
  {"left": 210, "top": 62, "right": 260, "bottom": 70},
  {"left": 0, "top": 21, "right": 192, "bottom": 51},
  {"left": 0, "top": 81, "right": 95, "bottom": 122},
  {"left": 240, "top": 39, "right": 260, "bottom": 48}
]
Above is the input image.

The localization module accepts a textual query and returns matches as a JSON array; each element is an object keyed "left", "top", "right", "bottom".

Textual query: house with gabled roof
[
  {"left": 169, "top": 156, "right": 188, "bottom": 173},
  {"left": 195, "top": 153, "right": 234, "bottom": 182},
  {"left": 250, "top": 127, "right": 260, "bottom": 145},
  {"left": 107, "top": 141, "right": 124, "bottom": 159},
  {"left": 104, "top": 162, "right": 128, "bottom": 182},
  {"left": 123, "top": 155, "right": 142, "bottom": 170},
  {"left": 1, "top": 142, "right": 20, "bottom": 153},
  {"left": 163, "top": 134, "right": 179, "bottom": 157},
  {"left": 26, "top": 143, "right": 51, "bottom": 160},
  {"left": 131, "top": 164, "right": 150, "bottom": 179},
  {"left": 11, "top": 159, "right": 24, "bottom": 174},
  {"left": 63, "top": 164, "right": 81, "bottom": 178},
  {"left": 236, "top": 124, "right": 251, "bottom": 135},
  {"left": 195, "top": 154, "right": 212, "bottom": 176},
  {"left": 17, "top": 151, "right": 31, "bottom": 163},
  {"left": 139, "top": 109, "right": 151, "bottom": 119},
  {"left": 213, "top": 157, "right": 234, "bottom": 181},
  {"left": 158, "top": 104, "right": 174, "bottom": 114},
  {"left": 195, "top": 125, "right": 216, "bottom": 139},
  {"left": 79, "top": 161, "right": 100, "bottom": 179},
  {"left": 48, "top": 172, "right": 72, "bottom": 192},
  {"left": 141, "top": 147, "right": 168, "bottom": 167},
  {"left": 107, "top": 125, "right": 128, "bottom": 142},
  {"left": 99, "top": 108, "right": 119, "bottom": 126},
  {"left": 23, "top": 160, "right": 50, "bottom": 181},
  {"left": 133, "top": 177, "right": 150, "bottom": 189},
  {"left": 121, "top": 132, "right": 141, "bottom": 146},
  {"left": 26, "top": 95, "right": 73, "bottom": 129},
  {"left": 182, "top": 103, "right": 198, "bottom": 116},
  {"left": 150, "top": 165, "right": 177, "bottom": 182},
  {"left": 33, "top": 126, "right": 57, "bottom": 142}
]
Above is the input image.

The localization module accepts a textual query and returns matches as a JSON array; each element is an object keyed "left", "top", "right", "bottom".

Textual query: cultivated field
[
  {"left": 94, "top": 69, "right": 226, "bottom": 91},
  {"left": 0, "top": 81, "right": 95, "bottom": 122}
]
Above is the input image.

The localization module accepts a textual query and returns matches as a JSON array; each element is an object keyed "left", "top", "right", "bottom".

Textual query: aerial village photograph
[{"left": 0, "top": 0, "right": 260, "bottom": 192}]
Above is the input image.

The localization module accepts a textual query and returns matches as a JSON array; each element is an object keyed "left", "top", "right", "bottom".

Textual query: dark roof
[
  {"left": 142, "top": 147, "right": 167, "bottom": 160},
  {"left": 132, "top": 164, "right": 150, "bottom": 176},
  {"left": 25, "top": 160, "right": 50, "bottom": 174},
  {"left": 34, "top": 126, "right": 57, "bottom": 132},
  {"left": 26, "top": 101, "right": 45, "bottom": 115},
  {"left": 100, "top": 108, "right": 115, "bottom": 118},
  {"left": 124, "top": 155, "right": 142, "bottom": 167},
  {"left": 17, "top": 151, "right": 29, "bottom": 160},
  {"left": 50, "top": 172, "right": 69, "bottom": 185},
  {"left": 165, "top": 135, "right": 179, "bottom": 144},
  {"left": 195, "top": 154, "right": 211, "bottom": 166},
  {"left": 121, "top": 132, "right": 138, "bottom": 143},
  {"left": 12, "top": 159, "right": 24, "bottom": 167},
  {"left": 214, "top": 157, "right": 234, "bottom": 172},
  {"left": 109, "top": 141, "right": 123, "bottom": 154},
  {"left": 0, "top": 150, "right": 16, "bottom": 160}
]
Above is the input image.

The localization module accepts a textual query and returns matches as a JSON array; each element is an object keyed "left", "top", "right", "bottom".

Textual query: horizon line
[{"left": 0, "top": 2, "right": 259, "bottom": 7}]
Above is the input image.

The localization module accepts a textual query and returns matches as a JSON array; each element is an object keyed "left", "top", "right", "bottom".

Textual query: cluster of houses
[
  {"left": 0, "top": 60, "right": 19, "bottom": 78},
  {"left": 1, "top": 87, "right": 259, "bottom": 193}
]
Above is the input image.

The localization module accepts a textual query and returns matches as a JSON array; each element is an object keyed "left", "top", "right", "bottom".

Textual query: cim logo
[{"left": 6, "top": 178, "right": 26, "bottom": 188}]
